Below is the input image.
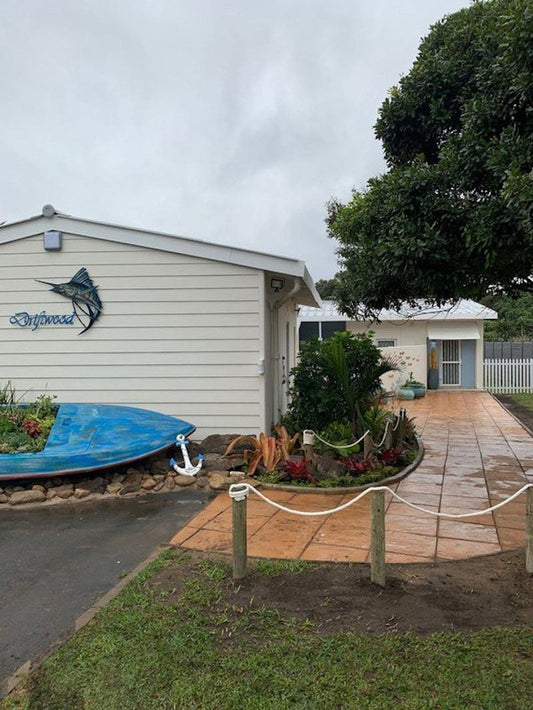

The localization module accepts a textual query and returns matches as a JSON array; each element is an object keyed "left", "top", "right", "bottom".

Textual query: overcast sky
[{"left": 0, "top": 0, "right": 469, "bottom": 280}]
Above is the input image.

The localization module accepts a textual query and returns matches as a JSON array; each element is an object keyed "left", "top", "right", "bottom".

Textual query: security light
[{"left": 43, "top": 230, "right": 62, "bottom": 251}]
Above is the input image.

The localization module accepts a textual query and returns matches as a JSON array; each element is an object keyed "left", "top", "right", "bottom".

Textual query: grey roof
[{"left": 299, "top": 299, "right": 498, "bottom": 322}]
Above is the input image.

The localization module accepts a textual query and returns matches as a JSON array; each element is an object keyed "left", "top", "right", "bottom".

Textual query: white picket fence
[{"left": 484, "top": 358, "right": 533, "bottom": 393}]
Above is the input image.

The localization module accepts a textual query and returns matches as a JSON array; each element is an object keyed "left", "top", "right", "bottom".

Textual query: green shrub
[
  {"left": 286, "top": 331, "right": 397, "bottom": 434},
  {"left": 314, "top": 421, "right": 360, "bottom": 457}
]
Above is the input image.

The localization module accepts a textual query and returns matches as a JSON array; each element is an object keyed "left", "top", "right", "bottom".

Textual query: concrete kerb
[{"left": 0, "top": 544, "right": 170, "bottom": 701}]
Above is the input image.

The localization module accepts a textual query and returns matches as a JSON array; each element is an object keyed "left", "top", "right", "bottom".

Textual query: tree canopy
[
  {"left": 482, "top": 293, "right": 533, "bottom": 340},
  {"left": 328, "top": 0, "right": 533, "bottom": 319},
  {"left": 315, "top": 277, "right": 339, "bottom": 299}
]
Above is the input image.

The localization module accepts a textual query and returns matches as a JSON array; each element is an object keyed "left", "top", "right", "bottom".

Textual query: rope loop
[
  {"left": 228, "top": 483, "right": 250, "bottom": 502},
  {"left": 228, "top": 482, "right": 532, "bottom": 519},
  {"left": 306, "top": 429, "right": 370, "bottom": 450},
  {"left": 375, "top": 418, "right": 393, "bottom": 449}
]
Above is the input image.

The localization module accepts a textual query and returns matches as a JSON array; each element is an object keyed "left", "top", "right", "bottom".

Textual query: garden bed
[
  {"left": 0, "top": 394, "right": 58, "bottom": 454},
  {"left": 258, "top": 438, "right": 423, "bottom": 493}
]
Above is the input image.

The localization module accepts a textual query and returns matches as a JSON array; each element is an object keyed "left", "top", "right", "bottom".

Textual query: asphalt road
[{"left": 0, "top": 490, "right": 206, "bottom": 689}]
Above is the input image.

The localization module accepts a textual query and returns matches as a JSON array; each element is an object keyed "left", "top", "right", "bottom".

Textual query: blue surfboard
[{"left": 0, "top": 403, "right": 195, "bottom": 480}]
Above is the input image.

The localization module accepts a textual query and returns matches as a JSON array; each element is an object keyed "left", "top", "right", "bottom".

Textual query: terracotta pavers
[{"left": 170, "top": 391, "right": 532, "bottom": 564}]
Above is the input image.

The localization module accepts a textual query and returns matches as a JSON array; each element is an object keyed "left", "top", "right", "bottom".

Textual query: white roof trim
[{"left": 0, "top": 211, "right": 321, "bottom": 307}]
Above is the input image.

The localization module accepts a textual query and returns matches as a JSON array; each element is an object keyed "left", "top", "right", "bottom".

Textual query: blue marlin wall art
[{"left": 36, "top": 267, "right": 103, "bottom": 334}]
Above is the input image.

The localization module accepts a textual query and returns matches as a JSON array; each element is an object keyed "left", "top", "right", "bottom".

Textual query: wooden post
[
  {"left": 371, "top": 490, "right": 386, "bottom": 587},
  {"left": 303, "top": 442, "right": 315, "bottom": 465},
  {"left": 527, "top": 487, "right": 533, "bottom": 574},
  {"left": 384, "top": 419, "right": 393, "bottom": 449},
  {"left": 364, "top": 432, "right": 374, "bottom": 459},
  {"left": 396, "top": 409, "right": 406, "bottom": 447},
  {"left": 232, "top": 492, "right": 248, "bottom": 580},
  {"left": 391, "top": 414, "right": 400, "bottom": 448},
  {"left": 303, "top": 430, "right": 316, "bottom": 475}
]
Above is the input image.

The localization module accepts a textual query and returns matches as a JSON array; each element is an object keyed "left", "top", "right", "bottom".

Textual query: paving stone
[{"left": 176, "top": 392, "right": 532, "bottom": 565}]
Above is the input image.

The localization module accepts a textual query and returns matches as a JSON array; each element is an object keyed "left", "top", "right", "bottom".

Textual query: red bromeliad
[
  {"left": 343, "top": 455, "right": 374, "bottom": 474},
  {"left": 378, "top": 447, "right": 405, "bottom": 465},
  {"left": 22, "top": 418, "right": 42, "bottom": 439},
  {"left": 281, "top": 458, "right": 318, "bottom": 485}
]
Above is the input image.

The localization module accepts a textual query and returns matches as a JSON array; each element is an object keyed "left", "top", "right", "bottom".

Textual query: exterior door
[{"left": 441, "top": 340, "right": 461, "bottom": 386}]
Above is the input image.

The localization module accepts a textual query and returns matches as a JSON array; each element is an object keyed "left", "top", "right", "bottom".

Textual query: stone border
[
  {"left": 0, "top": 435, "right": 425, "bottom": 506},
  {"left": 257, "top": 437, "right": 424, "bottom": 494},
  {"left": 0, "top": 459, "right": 204, "bottom": 509},
  {"left": 0, "top": 435, "right": 251, "bottom": 508}
]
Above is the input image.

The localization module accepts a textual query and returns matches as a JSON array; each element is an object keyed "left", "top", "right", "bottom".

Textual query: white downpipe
[{"left": 270, "top": 277, "right": 302, "bottom": 425}]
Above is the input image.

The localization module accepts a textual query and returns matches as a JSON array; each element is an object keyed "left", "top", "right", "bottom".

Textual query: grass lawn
[
  {"left": 504, "top": 393, "right": 533, "bottom": 412},
  {"left": 2, "top": 550, "right": 532, "bottom": 710}
]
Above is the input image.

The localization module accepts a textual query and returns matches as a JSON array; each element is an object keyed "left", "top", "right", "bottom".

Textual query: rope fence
[
  {"left": 302, "top": 409, "right": 407, "bottom": 468},
  {"left": 228, "top": 481, "right": 533, "bottom": 585}
]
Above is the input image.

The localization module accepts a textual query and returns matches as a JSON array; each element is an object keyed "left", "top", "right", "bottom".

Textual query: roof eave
[{"left": 0, "top": 213, "right": 320, "bottom": 302}]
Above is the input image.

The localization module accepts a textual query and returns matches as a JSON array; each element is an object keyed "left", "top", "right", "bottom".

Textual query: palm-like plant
[{"left": 320, "top": 337, "right": 398, "bottom": 436}]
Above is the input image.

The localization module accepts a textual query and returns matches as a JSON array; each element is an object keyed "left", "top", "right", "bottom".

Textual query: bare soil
[
  {"left": 497, "top": 394, "right": 533, "bottom": 434},
  {"left": 154, "top": 548, "right": 532, "bottom": 637}
]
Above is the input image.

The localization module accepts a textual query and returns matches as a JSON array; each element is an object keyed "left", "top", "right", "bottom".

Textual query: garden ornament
[
  {"left": 170, "top": 434, "right": 204, "bottom": 476},
  {"left": 36, "top": 267, "right": 103, "bottom": 334}
]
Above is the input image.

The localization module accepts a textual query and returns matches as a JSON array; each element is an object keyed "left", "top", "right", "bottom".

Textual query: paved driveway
[
  {"left": 0, "top": 490, "right": 205, "bottom": 690},
  {"left": 172, "top": 392, "right": 532, "bottom": 563}
]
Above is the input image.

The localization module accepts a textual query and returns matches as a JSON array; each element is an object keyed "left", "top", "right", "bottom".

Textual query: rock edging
[{"left": 0, "top": 433, "right": 246, "bottom": 508}]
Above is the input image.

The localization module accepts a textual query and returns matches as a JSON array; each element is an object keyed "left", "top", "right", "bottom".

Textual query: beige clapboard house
[
  {"left": 0, "top": 206, "right": 320, "bottom": 437},
  {"left": 299, "top": 299, "right": 497, "bottom": 391}
]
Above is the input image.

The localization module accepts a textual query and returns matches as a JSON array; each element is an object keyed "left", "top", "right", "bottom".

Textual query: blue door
[{"left": 461, "top": 340, "right": 476, "bottom": 388}]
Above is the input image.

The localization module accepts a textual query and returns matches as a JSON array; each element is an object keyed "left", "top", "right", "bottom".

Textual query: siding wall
[
  {"left": 0, "top": 233, "right": 264, "bottom": 437},
  {"left": 379, "top": 344, "right": 428, "bottom": 390},
  {"left": 347, "top": 320, "right": 428, "bottom": 347}
]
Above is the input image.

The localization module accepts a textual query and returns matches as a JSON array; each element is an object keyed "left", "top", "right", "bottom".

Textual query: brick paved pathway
[{"left": 171, "top": 392, "right": 532, "bottom": 563}]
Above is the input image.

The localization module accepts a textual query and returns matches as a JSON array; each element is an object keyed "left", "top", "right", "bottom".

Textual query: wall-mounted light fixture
[
  {"left": 270, "top": 277, "right": 284, "bottom": 293},
  {"left": 43, "top": 230, "right": 62, "bottom": 251}
]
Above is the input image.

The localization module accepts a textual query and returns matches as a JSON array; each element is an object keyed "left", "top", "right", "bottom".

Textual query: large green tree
[
  {"left": 315, "top": 276, "right": 339, "bottom": 299},
  {"left": 482, "top": 293, "right": 533, "bottom": 340},
  {"left": 328, "top": 0, "right": 532, "bottom": 319}
]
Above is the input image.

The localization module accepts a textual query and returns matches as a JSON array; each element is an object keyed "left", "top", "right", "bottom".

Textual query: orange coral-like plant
[
  {"left": 273, "top": 424, "right": 300, "bottom": 460},
  {"left": 224, "top": 433, "right": 282, "bottom": 474}
]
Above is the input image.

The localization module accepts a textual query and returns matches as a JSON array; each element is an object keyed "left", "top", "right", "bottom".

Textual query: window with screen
[
  {"left": 299, "top": 322, "right": 319, "bottom": 341},
  {"left": 377, "top": 339, "right": 396, "bottom": 348},
  {"left": 321, "top": 321, "right": 346, "bottom": 339}
]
